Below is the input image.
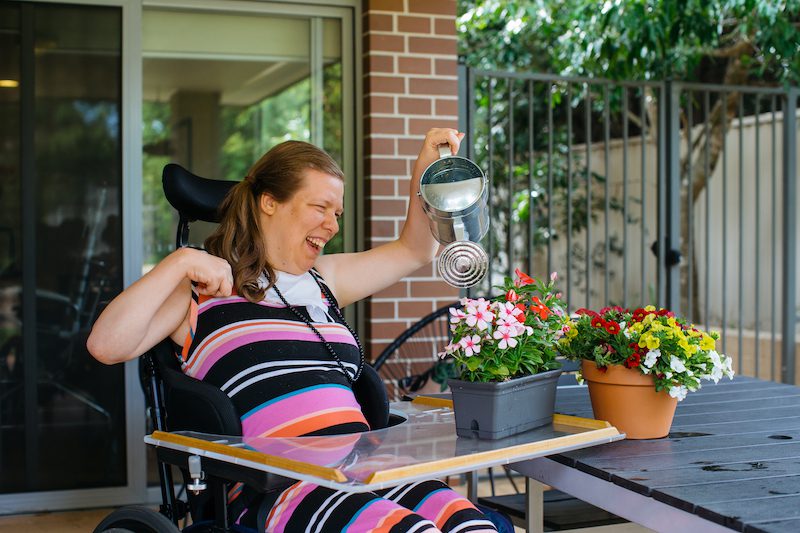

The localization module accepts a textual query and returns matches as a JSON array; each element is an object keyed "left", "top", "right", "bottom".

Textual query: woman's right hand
[
  {"left": 87, "top": 247, "right": 233, "bottom": 364},
  {"left": 180, "top": 247, "right": 234, "bottom": 297}
]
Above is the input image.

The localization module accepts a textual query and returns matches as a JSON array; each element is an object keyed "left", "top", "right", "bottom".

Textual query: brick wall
[{"left": 362, "top": 0, "right": 460, "bottom": 361}]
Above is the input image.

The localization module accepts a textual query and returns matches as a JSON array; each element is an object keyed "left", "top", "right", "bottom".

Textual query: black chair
[{"left": 95, "top": 164, "right": 389, "bottom": 533}]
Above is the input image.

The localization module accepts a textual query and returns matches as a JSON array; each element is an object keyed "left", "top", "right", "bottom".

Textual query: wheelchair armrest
[
  {"left": 161, "top": 365, "right": 243, "bottom": 435},
  {"left": 353, "top": 364, "right": 389, "bottom": 430}
]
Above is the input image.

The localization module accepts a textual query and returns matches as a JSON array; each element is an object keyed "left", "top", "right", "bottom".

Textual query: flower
[
  {"left": 558, "top": 305, "right": 734, "bottom": 400},
  {"left": 441, "top": 270, "right": 565, "bottom": 382}
]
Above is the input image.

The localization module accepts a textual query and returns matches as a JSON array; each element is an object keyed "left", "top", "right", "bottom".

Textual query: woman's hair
[{"left": 204, "top": 140, "right": 344, "bottom": 303}]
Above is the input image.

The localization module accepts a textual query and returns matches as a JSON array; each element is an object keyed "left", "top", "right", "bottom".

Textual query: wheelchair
[{"left": 94, "top": 165, "right": 390, "bottom": 533}]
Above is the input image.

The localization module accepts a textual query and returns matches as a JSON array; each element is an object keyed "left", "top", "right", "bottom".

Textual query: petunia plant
[
  {"left": 440, "top": 269, "right": 565, "bottom": 382},
  {"left": 558, "top": 305, "right": 735, "bottom": 400}
]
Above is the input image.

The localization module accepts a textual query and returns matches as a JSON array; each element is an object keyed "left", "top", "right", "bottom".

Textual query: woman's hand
[
  {"left": 87, "top": 247, "right": 233, "bottom": 364},
  {"left": 181, "top": 248, "right": 234, "bottom": 297},
  {"left": 411, "top": 128, "right": 465, "bottom": 189}
]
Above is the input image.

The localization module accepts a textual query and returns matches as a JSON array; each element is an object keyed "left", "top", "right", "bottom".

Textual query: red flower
[
  {"left": 624, "top": 353, "right": 642, "bottom": 369},
  {"left": 657, "top": 309, "right": 674, "bottom": 317},
  {"left": 515, "top": 303, "right": 527, "bottom": 316},
  {"left": 530, "top": 297, "right": 551, "bottom": 320},
  {"left": 591, "top": 316, "right": 606, "bottom": 329},
  {"left": 576, "top": 308, "right": 599, "bottom": 317},
  {"left": 604, "top": 321, "right": 621, "bottom": 335},
  {"left": 505, "top": 289, "right": 519, "bottom": 302},
  {"left": 514, "top": 268, "right": 536, "bottom": 287},
  {"left": 632, "top": 308, "right": 648, "bottom": 322}
]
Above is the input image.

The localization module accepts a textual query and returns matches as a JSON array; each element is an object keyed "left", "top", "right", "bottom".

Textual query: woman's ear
[{"left": 259, "top": 193, "right": 277, "bottom": 215}]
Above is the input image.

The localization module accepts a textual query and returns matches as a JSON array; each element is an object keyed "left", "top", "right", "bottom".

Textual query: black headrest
[{"left": 162, "top": 164, "right": 238, "bottom": 223}]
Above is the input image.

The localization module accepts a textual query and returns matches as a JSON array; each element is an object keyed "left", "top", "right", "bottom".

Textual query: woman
[{"left": 88, "top": 129, "right": 499, "bottom": 533}]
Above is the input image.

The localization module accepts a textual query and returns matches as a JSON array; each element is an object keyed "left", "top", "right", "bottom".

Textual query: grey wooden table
[{"left": 511, "top": 376, "right": 800, "bottom": 533}]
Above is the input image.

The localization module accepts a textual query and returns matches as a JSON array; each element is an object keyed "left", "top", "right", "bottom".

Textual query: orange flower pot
[{"left": 581, "top": 360, "right": 678, "bottom": 439}]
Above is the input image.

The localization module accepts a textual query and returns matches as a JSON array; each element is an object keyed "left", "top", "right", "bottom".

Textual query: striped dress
[{"left": 179, "top": 270, "right": 497, "bottom": 533}]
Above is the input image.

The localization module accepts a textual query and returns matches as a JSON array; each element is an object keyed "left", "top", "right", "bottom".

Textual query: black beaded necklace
[{"left": 269, "top": 273, "right": 365, "bottom": 385}]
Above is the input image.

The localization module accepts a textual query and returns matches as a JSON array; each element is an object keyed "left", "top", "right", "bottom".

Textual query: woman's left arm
[{"left": 316, "top": 127, "right": 464, "bottom": 307}]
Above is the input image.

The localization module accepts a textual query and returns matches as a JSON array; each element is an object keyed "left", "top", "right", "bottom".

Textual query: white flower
[
  {"left": 644, "top": 349, "right": 660, "bottom": 368},
  {"left": 669, "top": 385, "right": 688, "bottom": 401},
  {"left": 449, "top": 307, "right": 466, "bottom": 324},
  {"left": 669, "top": 355, "right": 687, "bottom": 373}
]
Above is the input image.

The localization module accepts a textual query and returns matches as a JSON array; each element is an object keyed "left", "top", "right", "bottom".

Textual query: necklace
[{"left": 270, "top": 273, "right": 365, "bottom": 385}]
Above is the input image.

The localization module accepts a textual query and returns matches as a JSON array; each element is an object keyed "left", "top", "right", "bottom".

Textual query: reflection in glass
[{"left": 0, "top": 2, "right": 125, "bottom": 493}]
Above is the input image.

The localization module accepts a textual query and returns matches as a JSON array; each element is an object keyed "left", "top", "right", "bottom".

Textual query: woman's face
[{"left": 260, "top": 168, "right": 344, "bottom": 275}]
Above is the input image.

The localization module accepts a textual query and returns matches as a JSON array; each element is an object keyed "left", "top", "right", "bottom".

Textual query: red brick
[
  {"left": 398, "top": 300, "right": 436, "bottom": 318},
  {"left": 368, "top": 176, "right": 396, "bottom": 195},
  {"left": 371, "top": 198, "right": 407, "bottom": 216},
  {"left": 367, "top": 116, "right": 405, "bottom": 134},
  {"left": 398, "top": 138, "right": 424, "bottom": 156},
  {"left": 370, "top": 218, "right": 396, "bottom": 238},
  {"left": 371, "top": 321, "right": 409, "bottom": 340},
  {"left": 435, "top": 298, "right": 461, "bottom": 309},
  {"left": 373, "top": 282, "right": 408, "bottom": 299},
  {"left": 435, "top": 98, "right": 458, "bottom": 116},
  {"left": 368, "top": 75, "right": 405, "bottom": 94},
  {"left": 408, "top": 0, "right": 455, "bottom": 15},
  {"left": 398, "top": 56, "right": 431, "bottom": 75},
  {"left": 369, "top": 13, "right": 394, "bottom": 32},
  {"left": 409, "top": 117, "right": 457, "bottom": 135},
  {"left": 434, "top": 17, "right": 457, "bottom": 36},
  {"left": 369, "top": 300, "right": 395, "bottom": 319},
  {"left": 408, "top": 77, "right": 457, "bottom": 96},
  {"left": 397, "top": 15, "right": 430, "bottom": 33},
  {"left": 368, "top": 342, "right": 391, "bottom": 361},
  {"left": 366, "top": 54, "right": 394, "bottom": 73},
  {"left": 435, "top": 58, "right": 457, "bottom": 76},
  {"left": 366, "top": 95, "right": 395, "bottom": 114},
  {"left": 410, "top": 280, "right": 460, "bottom": 298},
  {"left": 408, "top": 36, "right": 457, "bottom": 55},
  {"left": 409, "top": 262, "right": 434, "bottom": 277},
  {"left": 366, "top": 136, "right": 395, "bottom": 155},
  {"left": 398, "top": 97, "right": 432, "bottom": 115},
  {"left": 369, "top": 157, "right": 407, "bottom": 175},
  {"left": 367, "top": 0, "right": 405, "bottom": 12},
  {"left": 367, "top": 33, "right": 405, "bottom": 53}
]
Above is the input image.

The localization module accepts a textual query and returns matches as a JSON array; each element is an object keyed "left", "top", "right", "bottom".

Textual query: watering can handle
[{"left": 438, "top": 144, "right": 452, "bottom": 159}]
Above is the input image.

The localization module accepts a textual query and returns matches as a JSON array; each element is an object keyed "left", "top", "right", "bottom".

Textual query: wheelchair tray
[{"left": 144, "top": 399, "right": 622, "bottom": 493}]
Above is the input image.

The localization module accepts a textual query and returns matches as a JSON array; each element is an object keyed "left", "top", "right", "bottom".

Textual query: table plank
[{"left": 548, "top": 377, "right": 800, "bottom": 532}]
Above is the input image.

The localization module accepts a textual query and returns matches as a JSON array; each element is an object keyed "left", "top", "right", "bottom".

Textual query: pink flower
[
  {"left": 465, "top": 298, "right": 494, "bottom": 331},
  {"left": 460, "top": 335, "right": 482, "bottom": 357},
  {"left": 505, "top": 289, "right": 519, "bottom": 302},
  {"left": 449, "top": 307, "right": 466, "bottom": 324},
  {"left": 493, "top": 325, "right": 519, "bottom": 350}
]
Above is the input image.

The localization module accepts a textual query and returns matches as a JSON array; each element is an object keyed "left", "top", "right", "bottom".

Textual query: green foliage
[{"left": 459, "top": 0, "right": 800, "bottom": 84}]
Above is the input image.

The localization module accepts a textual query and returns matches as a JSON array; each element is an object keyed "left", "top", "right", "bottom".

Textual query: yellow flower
[
  {"left": 566, "top": 325, "right": 578, "bottom": 338},
  {"left": 639, "top": 333, "right": 660, "bottom": 350},
  {"left": 645, "top": 305, "right": 656, "bottom": 312},
  {"left": 700, "top": 335, "right": 716, "bottom": 351},
  {"left": 630, "top": 322, "right": 644, "bottom": 333}
]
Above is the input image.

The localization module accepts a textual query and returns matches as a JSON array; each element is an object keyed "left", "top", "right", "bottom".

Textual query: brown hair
[{"left": 204, "top": 140, "right": 344, "bottom": 303}]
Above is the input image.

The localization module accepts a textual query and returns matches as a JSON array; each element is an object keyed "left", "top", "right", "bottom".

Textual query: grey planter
[{"left": 449, "top": 368, "right": 562, "bottom": 439}]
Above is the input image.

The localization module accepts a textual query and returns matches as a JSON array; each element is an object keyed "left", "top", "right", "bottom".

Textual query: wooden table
[{"left": 512, "top": 376, "right": 800, "bottom": 533}]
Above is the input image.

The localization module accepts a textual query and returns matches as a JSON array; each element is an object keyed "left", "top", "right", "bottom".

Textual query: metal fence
[{"left": 458, "top": 65, "right": 799, "bottom": 384}]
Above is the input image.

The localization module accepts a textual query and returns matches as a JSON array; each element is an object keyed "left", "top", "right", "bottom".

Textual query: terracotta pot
[{"left": 581, "top": 360, "right": 677, "bottom": 439}]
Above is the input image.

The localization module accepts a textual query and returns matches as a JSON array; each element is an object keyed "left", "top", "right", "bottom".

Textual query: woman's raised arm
[
  {"left": 316, "top": 128, "right": 464, "bottom": 307},
  {"left": 87, "top": 247, "right": 233, "bottom": 364}
]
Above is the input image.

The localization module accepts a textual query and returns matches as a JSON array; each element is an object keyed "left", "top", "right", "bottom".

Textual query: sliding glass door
[{"left": 0, "top": 1, "right": 125, "bottom": 494}]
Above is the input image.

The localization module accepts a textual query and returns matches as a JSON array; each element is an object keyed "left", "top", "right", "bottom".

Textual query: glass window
[{"left": 0, "top": 2, "right": 125, "bottom": 493}]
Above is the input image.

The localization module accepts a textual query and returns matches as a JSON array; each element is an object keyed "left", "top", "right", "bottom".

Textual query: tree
[{"left": 459, "top": 0, "right": 800, "bottom": 317}]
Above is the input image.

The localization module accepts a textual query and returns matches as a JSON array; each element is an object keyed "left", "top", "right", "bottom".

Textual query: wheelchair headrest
[{"left": 162, "top": 164, "right": 238, "bottom": 223}]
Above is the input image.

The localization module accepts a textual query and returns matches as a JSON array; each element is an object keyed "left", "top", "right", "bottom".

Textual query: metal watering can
[{"left": 418, "top": 145, "right": 489, "bottom": 288}]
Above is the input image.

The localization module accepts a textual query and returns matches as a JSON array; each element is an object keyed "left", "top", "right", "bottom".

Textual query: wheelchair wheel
[{"left": 94, "top": 505, "right": 181, "bottom": 533}]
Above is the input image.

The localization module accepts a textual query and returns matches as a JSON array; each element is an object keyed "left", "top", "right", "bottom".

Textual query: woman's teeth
[{"left": 307, "top": 237, "right": 325, "bottom": 249}]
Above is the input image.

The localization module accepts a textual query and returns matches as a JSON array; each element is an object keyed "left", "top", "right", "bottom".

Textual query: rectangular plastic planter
[{"left": 449, "top": 368, "right": 562, "bottom": 439}]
